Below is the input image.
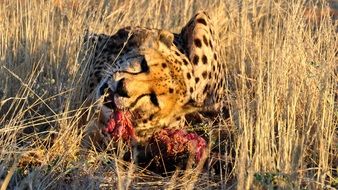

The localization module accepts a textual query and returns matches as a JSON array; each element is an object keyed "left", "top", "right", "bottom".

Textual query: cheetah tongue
[{"left": 104, "top": 110, "right": 137, "bottom": 142}]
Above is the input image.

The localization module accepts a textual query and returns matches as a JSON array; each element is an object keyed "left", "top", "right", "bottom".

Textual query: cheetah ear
[{"left": 159, "top": 30, "right": 174, "bottom": 48}]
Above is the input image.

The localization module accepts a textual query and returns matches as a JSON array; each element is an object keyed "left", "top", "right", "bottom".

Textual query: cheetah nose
[{"left": 116, "top": 78, "right": 130, "bottom": 98}]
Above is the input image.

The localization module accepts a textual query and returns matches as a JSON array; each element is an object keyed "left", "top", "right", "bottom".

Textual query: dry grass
[{"left": 0, "top": 0, "right": 337, "bottom": 189}]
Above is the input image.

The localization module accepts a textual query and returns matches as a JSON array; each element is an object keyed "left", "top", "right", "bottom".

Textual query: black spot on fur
[
  {"left": 94, "top": 71, "right": 100, "bottom": 77},
  {"left": 97, "top": 77, "right": 102, "bottom": 83},
  {"left": 197, "top": 18, "right": 207, "bottom": 25},
  {"left": 187, "top": 73, "right": 191, "bottom": 79},
  {"left": 194, "top": 38, "right": 202, "bottom": 48},
  {"left": 162, "top": 63, "right": 167, "bottom": 68},
  {"left": 203, "top": 35, "right": 208, "bottom": 46},
  {"left": 175, "top": 51, "right": 180, "bottom": 56},
  {"left": 195, "top": 77, "right": 200, "bottom": 83},
  {"left": 149, "top": 114, "right": 154, "bottom": 121},
  {"left": 183, "top": 59, "right": 189, "bottom": 65},
  {"left": 202, "top": 71, "right": 208, "bottom": 79},
  {"left": 221, "top": 78, "right": 224, "bottom": 87},
  {"left": 209, "top": 40, "right": 213, "bottom": 49},
  {"left": 209, "top": 28, "right": 214, "bottom": 35},
  {"left": 169, "top": 88, "right": 174, "bottom": 93},
  {"left": 193, "top": 55, "right": 199, "bottom": 65},
  {"left": 202, "top": 55, "right": 208, "bottom": 64},
  {"left": 203, "top": 84, "right": 209, "bottom": 93},
  {"left": 217, "top": 62, "right": 222, "bottom": 71},
  {"left": 214, "top": 53, "right": 218, "bottom": 61},
  {"left": 190, "top": 87, "right": 194, "bottom": 93},
  {"left": 95, "top": 65, "right": 103, "bottom": 70},
  {"left": 212, "top": 65, "right": 216, "bottom": 71}
]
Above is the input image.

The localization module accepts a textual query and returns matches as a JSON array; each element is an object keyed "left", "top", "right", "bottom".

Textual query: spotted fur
[{"left": 79, "top": 11, "right": 225, "bottom": 142}]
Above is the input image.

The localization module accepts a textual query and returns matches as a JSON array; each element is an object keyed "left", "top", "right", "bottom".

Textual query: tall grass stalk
[{"left": 0, "top": 0, "right": 336, "bottom": 189}]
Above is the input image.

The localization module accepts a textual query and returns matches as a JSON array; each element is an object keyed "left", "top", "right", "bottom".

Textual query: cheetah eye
[
  {"left": 140, "top": 57, "right": 149, "bottom": 73},
  {"left": 149, "top": 92, "right": 159, "bottom": 107}
]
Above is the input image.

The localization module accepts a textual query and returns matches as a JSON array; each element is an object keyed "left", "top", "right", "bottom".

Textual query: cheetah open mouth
[
  {"left": 98, "top": 80, "right": 125, "bottom": 110},
  {"left": 98, "top": 81, "right": 137, "bottom": 141},
  {"left": 99, "top": 82, "right": 116, "bottom": 110}
]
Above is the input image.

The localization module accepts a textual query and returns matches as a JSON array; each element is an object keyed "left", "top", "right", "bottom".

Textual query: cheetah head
[
  {"left": 82, "top": 11, "right": 220, "bottom": 143},
  {"left": 90, "top": 28, "right": 199, "bottom": 141}
]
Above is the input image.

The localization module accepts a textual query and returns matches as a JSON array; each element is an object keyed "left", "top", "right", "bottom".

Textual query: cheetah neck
[{"left": 179, "top": 11, "right": 226, "bottom": 111}]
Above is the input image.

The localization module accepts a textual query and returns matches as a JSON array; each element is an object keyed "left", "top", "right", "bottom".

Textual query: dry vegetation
[{"left": 0, "top": 0, "right": 337, "bottom": 189}]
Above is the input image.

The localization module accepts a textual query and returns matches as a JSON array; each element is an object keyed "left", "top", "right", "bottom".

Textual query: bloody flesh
[
  {"left": 154, "top": 129, "right": 207, "bottom": 162},
  {"left": 104, "top": 111, "right": 206, "bottom": 162},
  {"left": 104, "top": 110, "right": 136, "bottom": 141}
]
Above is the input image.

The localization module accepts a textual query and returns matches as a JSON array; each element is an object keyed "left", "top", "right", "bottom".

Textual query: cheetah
[{"left": 79, "top": 11, "right": 226, "bottom": 158}]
